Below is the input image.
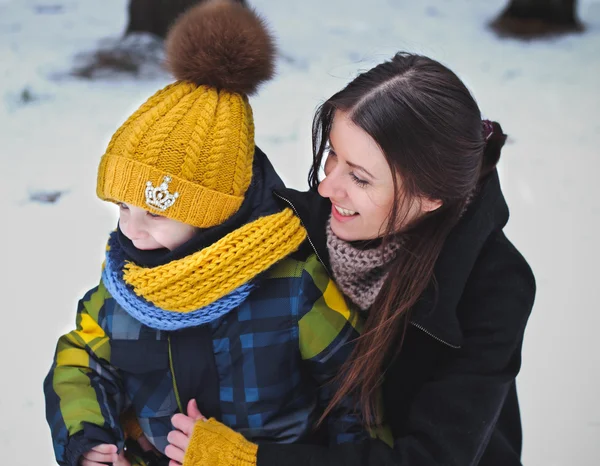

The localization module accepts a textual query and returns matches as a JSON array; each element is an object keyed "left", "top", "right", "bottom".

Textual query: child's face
[{"left": 118, "top": 203, "right": 196, "bottom": 251}]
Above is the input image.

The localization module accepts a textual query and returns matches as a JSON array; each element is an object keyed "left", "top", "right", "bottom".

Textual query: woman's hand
[{"left": 165, "top": 398, "right": 206, "bottom": 466}]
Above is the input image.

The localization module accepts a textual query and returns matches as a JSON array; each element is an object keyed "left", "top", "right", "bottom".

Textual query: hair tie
[{"left": 482, "top": 119, "right": 494, "bottom": 141}]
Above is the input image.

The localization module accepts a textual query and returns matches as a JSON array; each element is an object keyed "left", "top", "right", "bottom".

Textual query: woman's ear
[{"left": 421, "top": 197, "right": 443, "bottom": 213}]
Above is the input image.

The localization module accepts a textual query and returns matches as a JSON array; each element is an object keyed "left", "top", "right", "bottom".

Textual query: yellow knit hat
[{"left": 97, "top": 0, "right": 275, "bottom": 228}]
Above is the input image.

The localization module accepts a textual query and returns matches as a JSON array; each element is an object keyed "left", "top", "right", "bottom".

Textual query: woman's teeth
[{"left": 334, "top": 205, "right": 357, "bottom": 217}]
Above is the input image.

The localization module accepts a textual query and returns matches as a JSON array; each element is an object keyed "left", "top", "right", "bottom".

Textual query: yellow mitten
[{"left": 184, "top": 418, "right": 258, "bottom": 466}]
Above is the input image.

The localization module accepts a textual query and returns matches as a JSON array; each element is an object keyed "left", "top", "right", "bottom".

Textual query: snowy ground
[{"left": 1, "top": 0, "right": 599, "bottom": 464}]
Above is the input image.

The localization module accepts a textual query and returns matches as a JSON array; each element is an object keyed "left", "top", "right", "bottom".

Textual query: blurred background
[{"left": 1, "top": 0, "right": 598, "bottom": 464}]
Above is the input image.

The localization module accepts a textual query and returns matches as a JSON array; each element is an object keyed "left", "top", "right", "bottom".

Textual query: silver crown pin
[{"left": 145, "top": 176, "right": 179, "bottom": 211}]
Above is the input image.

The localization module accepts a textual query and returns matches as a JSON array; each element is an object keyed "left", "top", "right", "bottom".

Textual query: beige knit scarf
[{"left": 326, "top": 217, "right": 404, "bottom": 310}]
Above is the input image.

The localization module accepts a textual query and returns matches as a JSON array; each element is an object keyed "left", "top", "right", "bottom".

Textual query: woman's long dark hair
[{"left": 311, "top": 53, "right": 507, "bottom": 427}]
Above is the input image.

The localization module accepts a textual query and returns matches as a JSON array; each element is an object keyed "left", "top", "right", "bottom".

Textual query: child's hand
[
  {"left": 137, "top": 433, "right": 158, "bottom": 453},
  {"left": 165, "top": 399, "right": 206, "bottom": 466},
  {"left": 80, "top": 443, "right": 131, "bottom": 466}
]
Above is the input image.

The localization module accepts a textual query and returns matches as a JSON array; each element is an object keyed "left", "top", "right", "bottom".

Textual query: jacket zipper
[
  {"left": 274, "top": 191, "right": 461, "bottom": 350},
  {"left": 168, "top": 335, "right": 184, "bottom": 413},
  {"left": 409, "top": 321, "right": 461, "bottom": 349},
  {"left": 273, "top": 191, "right": 331, "bottom": 276}
]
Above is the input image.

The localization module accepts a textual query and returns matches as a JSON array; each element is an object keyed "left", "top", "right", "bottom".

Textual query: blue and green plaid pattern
[{"left": 44, "top": 254, "right": 367, "bottom": 466}]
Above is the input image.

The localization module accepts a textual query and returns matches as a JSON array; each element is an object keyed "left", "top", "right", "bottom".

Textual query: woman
[{"left": 165, "top": 52, "right": 536, "bottom": 466}]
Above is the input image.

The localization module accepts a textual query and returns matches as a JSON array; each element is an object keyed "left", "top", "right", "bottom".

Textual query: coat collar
[{"left": 273, "top": 171, "right": 509, "bottom": 349}]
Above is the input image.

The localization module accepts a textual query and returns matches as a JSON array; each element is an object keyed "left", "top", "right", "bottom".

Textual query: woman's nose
[{"left": 318, "top": 170, "right": 345, "bottom": 200}]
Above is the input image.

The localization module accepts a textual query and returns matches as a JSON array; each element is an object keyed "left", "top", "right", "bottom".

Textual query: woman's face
[{"left": 318, "top": 111, "right": 440, "bottom": 241}]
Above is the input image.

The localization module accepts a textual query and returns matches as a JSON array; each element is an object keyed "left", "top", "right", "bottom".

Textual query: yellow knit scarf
[{"left": 122, "top": 208, "right": 307, "bottom": 313}]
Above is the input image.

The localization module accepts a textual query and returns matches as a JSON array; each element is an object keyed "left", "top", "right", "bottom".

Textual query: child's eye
[
  {"left": 118, "top": 202, "right": 129, "bottom": 210},
  {"left": 147, "top": 211, "right": 162, "bottom": 219},
  {"left": 350, "top": 172, "right": 369, "bottom": 187}
]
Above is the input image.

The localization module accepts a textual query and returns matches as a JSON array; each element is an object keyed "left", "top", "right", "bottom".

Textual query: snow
[{"left": 1, "top": 0, "right": 599, "bottom": 464}]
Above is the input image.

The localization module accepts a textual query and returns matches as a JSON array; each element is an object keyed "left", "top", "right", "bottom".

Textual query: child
[{"left": 43, "top": 2, "right": 367, "bottom": 465}]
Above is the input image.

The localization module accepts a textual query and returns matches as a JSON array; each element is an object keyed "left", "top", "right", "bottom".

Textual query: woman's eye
[
  {"left": 324, "top": 152, "right": 337, "bottom": 175},
  {"left": 350, "top": 172, "right": 369, "bottom": 187}
]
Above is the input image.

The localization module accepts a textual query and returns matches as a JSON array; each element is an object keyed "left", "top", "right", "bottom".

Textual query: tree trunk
[
  {"left": 491, "top": 0, "right": 583, "bottom": 38},
  {"left": 504, "top": 0, "right": 578, "bottom": 24},
  {"left": 126, "top": 0, "right": 248, "bottom": 39}
]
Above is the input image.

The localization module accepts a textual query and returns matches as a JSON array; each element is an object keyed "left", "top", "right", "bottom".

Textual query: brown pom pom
[{"left": 165, "top": 0, "right": 276, "bottom": 95}]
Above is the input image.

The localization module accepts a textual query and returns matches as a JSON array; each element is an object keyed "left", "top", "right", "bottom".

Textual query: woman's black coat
[{"left": 259, "top": 170, "right": 536, "bottom": 466}]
